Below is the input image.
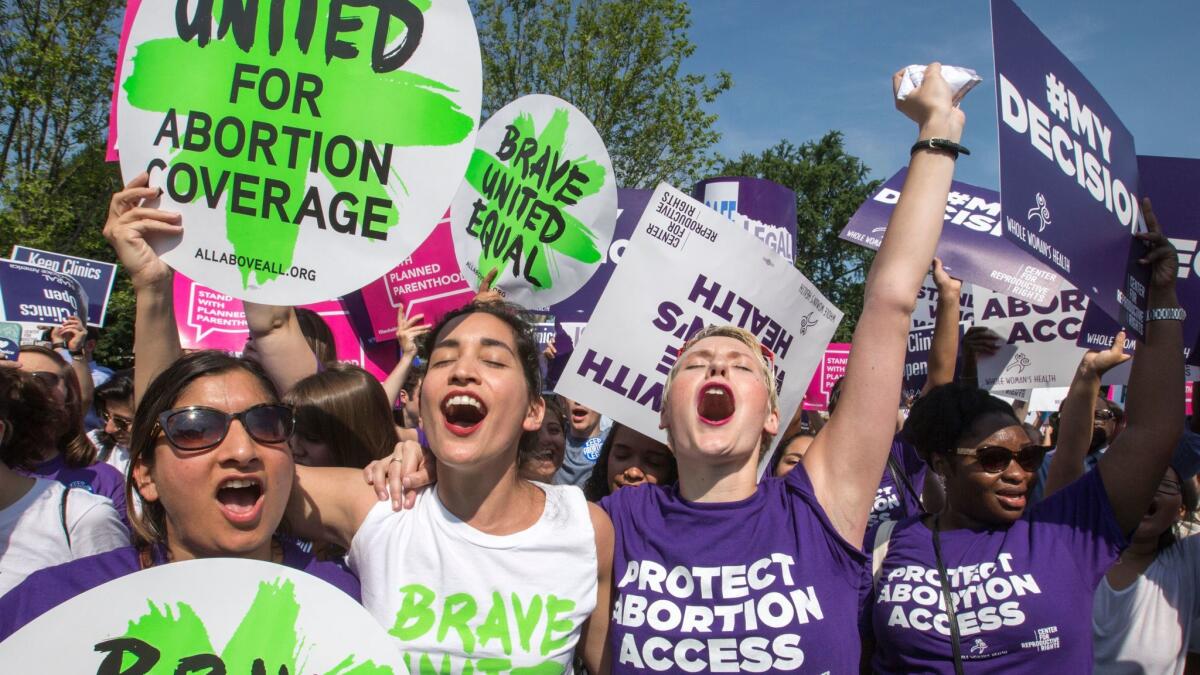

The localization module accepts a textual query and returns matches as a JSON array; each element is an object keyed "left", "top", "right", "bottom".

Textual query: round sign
[
  {"left": 0, "top": 558, "right": 407, "bottom": 673},
  {"left": 117, "top": 2, "right": 482, "bottom": 305},
  {"left": 450, "top": 94, "right": 617, "bottom": 308}
]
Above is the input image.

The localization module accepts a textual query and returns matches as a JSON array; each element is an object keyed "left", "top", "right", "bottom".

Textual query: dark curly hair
[
  {"left": 420, "top": 301, "right": 543, "bottom": 462},
  {"left": 0, "top": 368, "right": 63, "bottom": 469},
  {"left": 902, "top": 382, "right": 1020, "bottom": 462}
]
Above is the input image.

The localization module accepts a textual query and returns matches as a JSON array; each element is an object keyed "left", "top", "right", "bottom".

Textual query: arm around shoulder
[{"left": 287, "top": 466, "right": 382, "bottom": 550}]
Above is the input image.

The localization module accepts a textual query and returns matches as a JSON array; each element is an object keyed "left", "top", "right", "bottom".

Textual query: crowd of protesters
[{"left": 0, "top": 64, "right": 1197, "bottom": 674}]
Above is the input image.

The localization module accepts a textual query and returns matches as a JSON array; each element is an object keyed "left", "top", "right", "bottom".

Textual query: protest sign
[
  {"left": 0, "top": 259, "right": 89, "bottom": 328},
  {"left": 1138, "top": 155, "right": 1200, "bottom": 357},
  {"left": 555, "top": 183, "right": 842, "bottom": 445},
  {"left": 173, "top": 273, "right": 396, "bottom": 380},
  {"left": 451, "top": 94, "right": 617, "bottom": 308},
  {"left": 354, "top": 219, "right": 475, "bottom": 343},
  {"left": 551, "top": 189, "right": 653, "bottom": 343},
  {"left": 0, "top": 322, "right": 19, "bottom": 360},
  {"left": 694, "top": 177, "right": 798, "bottom": 263},
  {"left": 974, "top": 282, "right": 1132, "bottom": 390},
  {"left": 117, "top": 2, "right": 483, "bottom": 305},
  {"left": 0, "top": 558, "right": 406, "bottom": 673},
  {"left": 803, "top": 343, "right": 850, "bottom": 411},
  {"left": 840, "top": 167, "right": 1063, "bottom": 305},
  {"left": 992, "top": 0, "right": 1148, "bottom": 336},
  {"left": 10, "top": 247, "right": 118, "bottom": 327}
]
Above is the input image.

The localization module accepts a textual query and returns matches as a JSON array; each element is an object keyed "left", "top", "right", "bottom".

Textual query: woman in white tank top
[{"left": 288, "top": 302, "right": 614, "bottom": 674}]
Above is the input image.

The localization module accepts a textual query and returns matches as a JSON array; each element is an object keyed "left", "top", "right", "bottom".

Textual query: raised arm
[
  {"left": 54, "top": 316, "right": 94, "bottom": 413},
  {"left": 102, "top": 173, "right": 182, "bottom": 407},
  {"left": 1098, "top": 200, "right": 1185, "bottom": 534},
  {"left": 1043, "top": 334, "right": 1129, "bottom": 498},
  {"left": 922, "top": 258, "right": 963, "bottom": 395},
  {"left": 287, "top": 464, "right": 383, "bottom": 550},
  {"left": 805, "top": 63, "right": 965, "bottom": 544},
  {"left": 381, "top": 309, "right": 429, "bottom": 406},
  {"left": 242, "top": 303, "right": 317, "bottom": 395}
]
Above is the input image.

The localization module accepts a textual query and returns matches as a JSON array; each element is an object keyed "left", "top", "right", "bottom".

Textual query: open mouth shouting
[
  {"left": 442, "top": 391, "right": 488, "bottom": 436},
  {"left": 216, "top": 476, "right": 264, "bottom": 525},
  {"left": 697, "top": 382, "right": 736, "bottom": 426}
]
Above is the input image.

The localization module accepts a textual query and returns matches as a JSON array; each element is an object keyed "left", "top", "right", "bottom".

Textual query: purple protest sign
[
  {"left": 549, "top": 188, "right": 653, "bottom": 341},
  {"left": 992, "top": 0, "right": 1148, "bottom": 338},
  {"left": 693, "top": 177, "right": 798, "bottom": 264},
  {"left": 840, "top": 167, "right": 1062, "bottom": 305},
  {"left": 0, "top": 259, "right": 89, "bottom": 327},
  {"left": 1138, "top": 155, "right": 1200, "bottom": 361},
  {"left": 351, "top": 219, "right": 475, "bottom": 344},
  {"left": 10, "top": 247, "right": 118, "bottom": 327}
]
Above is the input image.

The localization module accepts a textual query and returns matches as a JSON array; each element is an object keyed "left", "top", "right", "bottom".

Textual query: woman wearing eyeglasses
[
  {"left": 0, "top": 351, "right": 361, "bottom": 639},
  {"left": 90, "top": 369, "right": 135, "bottom": 476},
  {"left": 863, "top": 202, "right": 1183, "bottom": 673}
]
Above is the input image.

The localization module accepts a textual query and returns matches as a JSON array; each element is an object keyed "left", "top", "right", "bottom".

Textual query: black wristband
[{"left": 911, "top": 138, "right": 970, "bottom": 159}]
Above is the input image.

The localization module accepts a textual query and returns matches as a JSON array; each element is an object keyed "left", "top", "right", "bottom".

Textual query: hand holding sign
[
  {"left": 931, "top": 258, "right": 963, "bottom": 297},
  {"left": 103, "top": 172, "right": 180, "bottom": 290},
  {"left": 1135, "top": 199, "right": 1180, "bottom": 292},
  {"left": 893, "top": 62, "right": 967, "bottom": 142},
  {"left": 395, "top": 309, "right": 429, "bottom": 360},
  {"left": 48, "top": 315, "right": 86, "bottom": 354},
  {"left": 473, "top": 268, "right": 505, "bottom": 305},
  {"left": 1081, "top": 330, "right": 1131, "bottom": 377}
]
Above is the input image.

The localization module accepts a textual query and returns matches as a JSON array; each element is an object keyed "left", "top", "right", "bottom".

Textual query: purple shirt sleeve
[
  {"left": 1027, "top": 468, "right": 1127, "bottom": 588},
  {"left": 0, "top": 547, "right": 141, "bottom": 641}
]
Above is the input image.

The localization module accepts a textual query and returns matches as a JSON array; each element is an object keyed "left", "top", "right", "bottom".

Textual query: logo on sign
[
  {"left": 1027, "top": 193, "right": 1051, "bottom": 232},
  {"left": 1005, "top": 353, "right": 1032, "bottom": 374},
  {"left": 799, "top": 312, "right": 819, "bottom": 336}
]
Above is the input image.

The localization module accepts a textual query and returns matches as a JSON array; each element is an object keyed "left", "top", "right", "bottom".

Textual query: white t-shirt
[
  {"left": 349, "top": 482, "right": 597, "bottom": 673},
  {"left": 0, "top": 478, "right": 128, "bottom": 597},
  {"left": 87, "top": 429, "right": 132, "bottom": 478},
  {"left": 1093, "top": 532, "right": 1200, "bottom": 674}
]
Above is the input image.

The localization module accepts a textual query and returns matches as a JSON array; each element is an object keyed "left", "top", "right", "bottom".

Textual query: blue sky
[{"left": 686, "top": 0, "right": 1199, "bottom": 188}]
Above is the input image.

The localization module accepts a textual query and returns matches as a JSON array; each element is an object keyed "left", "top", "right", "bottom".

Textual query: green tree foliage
[
  {"left": 472, "top": 0, "right": 732, "bottom": 189},
  {"left": 718, "top": 132, "right": 880, "bottom": 341},
  {"left": 0, "top": 0, "right": 127, "bottom": 364}
]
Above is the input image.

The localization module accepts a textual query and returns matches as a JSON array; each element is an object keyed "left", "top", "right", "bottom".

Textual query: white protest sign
[
  {"left": 451, "top": 94, "right": 617, "bottom": 308},
  {"left": 975, "top": 282, "right": 1134, "bottom": 389},
  {"left": 555, "top": 183, "right": 842, "bottom": 445},
  {"left": 117, "top": 2, "right": 482, "bottom": 305},
  {"left": 0, "top": 558, "right": 407, "bottom": 673}
]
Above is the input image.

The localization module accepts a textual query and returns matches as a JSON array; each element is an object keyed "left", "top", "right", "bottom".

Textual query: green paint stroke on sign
[
  {"left": 96, "top": 578, "right": 394, "bottom": 674},
  {"left": 124, "top": 1, "right": 473, "bottom": 287},
  {"left": 464, "top": 108, "right": 607, "bottom": 290}
]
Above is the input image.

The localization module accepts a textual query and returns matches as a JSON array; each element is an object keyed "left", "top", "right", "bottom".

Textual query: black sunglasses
[
  {"left": 102, "top": 411, "right": 133, "bottom": 433},
  {"left": 954, "top": 444, "right": 1047, "bottom": 473},
  {"left": 155, "top": 404, "right": 294, "bottom": 451}
]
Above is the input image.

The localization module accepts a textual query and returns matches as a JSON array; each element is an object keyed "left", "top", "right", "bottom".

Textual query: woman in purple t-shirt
[
  {"left": 599, "top": 64, "right": 970, "bottom": 674},
  {"left": 865, "top": 213, "right": 1183, "bottom": 674}
]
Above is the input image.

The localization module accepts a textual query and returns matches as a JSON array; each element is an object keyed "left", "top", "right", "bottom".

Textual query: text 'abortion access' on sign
[
  {"left": 10, "top": 247, "right": 118, "bottom": 327},
  {"left": 991, "top": 0, "right": 1148, "bottom": 337},
  {"left": 117, "top": 1, "right": 482, "bottom": 305},
  {"left": 0, "top": 559, "right": 405, "bottom": 673},
  {"left": 555, "top": 183, "right": 841, "bottom": 446},
  {"left": 839, "top": 167, "right": 1062, "bottom": 306},
  {"left": 452, "top": 94, "right": 617, "bottom": 308}
]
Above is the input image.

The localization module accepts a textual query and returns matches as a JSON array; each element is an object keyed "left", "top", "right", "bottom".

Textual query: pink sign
[
  {"left": 803, "top": 343, "right": 851, "bottom": 411},
  {"left": 357, "top": 219, "right": 474, "bottom": 342},
  {"left": 105, "top": 0, "right": 140, "bottom": 162},
  {"left": 173, "top": 273, "right": 396, "bottom": 380}
]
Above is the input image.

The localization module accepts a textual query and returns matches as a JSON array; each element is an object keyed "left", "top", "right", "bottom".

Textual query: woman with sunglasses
[
  {"left": 90, "top": 369, "right": 135, "bottom": 476},
  {"left": 864, "top": 203, "right": 1183, "bottom": 673},
  {"left": 0, "top": 351, "right": 362, "bottom": 639},
  {"left": 16, "top": 345, "right": 127, "bottom": 524},
  {"left": 0, "top": 176, "right": 362, "bottom": 639}
]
